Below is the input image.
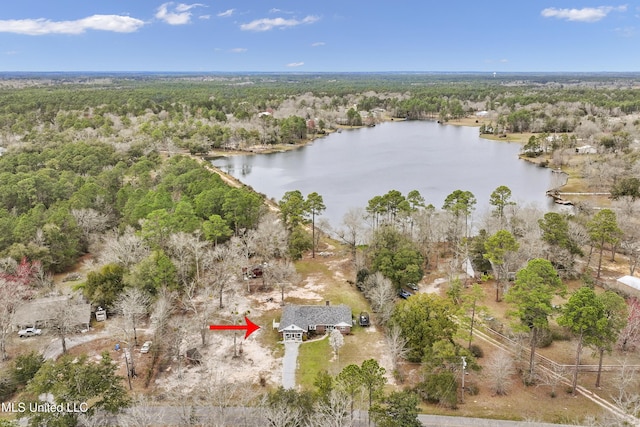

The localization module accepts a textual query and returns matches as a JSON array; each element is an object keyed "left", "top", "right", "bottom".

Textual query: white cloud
[
  {"left": 269, "top": 8, "right": 294, "bottom": 14},
  {"left": 240, "top": 15, "right": 319, "bottom": 31},
  {"left": 614, "top": 26, "right": 636, "bottom": 37},
  {"left": 0, "top": 14, "right": 145, "bottom": 35},
  {"left": 5, "top": 50, "right": 18, "bottom": 55},
  {"left": 217, "top": 9, "right": 235, "bottom": 18},
  {"left": 155, "top": 2, "right": 205, "bottom": 25},
  {"left": 499, "top": 58, "right": 509, "bottom": 63},
  {"left": 541, "top": 5, "right": 627, "bottom": 23},
  {"left": 230, "top": 47, "right": 247, "bottom": 53},
  {"left": 286, "top": 62, "right": 304, "bottom": 67},
  {"left": 199, "top": 15, "right": 211, "bottom": 20},
  {"left": 311, "top": 41, "right": 325, "bottom": 47}
]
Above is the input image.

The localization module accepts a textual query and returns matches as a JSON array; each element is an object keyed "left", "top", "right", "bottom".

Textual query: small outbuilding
[
  {"left": 185, "top": 348, "right": 202, "bottom": 365},
  {"left": 613, "top": 276, "right": 640, "bottom": 298}
]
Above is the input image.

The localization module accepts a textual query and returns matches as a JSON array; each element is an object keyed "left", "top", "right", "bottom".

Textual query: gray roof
[
  {"left": 278, "top": 304, "right": 352, "bottom": 332},
  {"left": 13, "top": 296, "right": 91, "bottom": 328},
  {"left": 618, "top": 275, "right": 640, "bottom": 291}
]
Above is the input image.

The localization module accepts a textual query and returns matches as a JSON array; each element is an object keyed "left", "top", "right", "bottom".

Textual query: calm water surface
[{"left": 212, "top": 121, "right": 557, "bottom": 226}]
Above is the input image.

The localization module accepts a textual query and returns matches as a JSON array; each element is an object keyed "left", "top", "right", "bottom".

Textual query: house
[
  {"left": 575, "top": 145, "right": 597, "bottom": 154},
  {"left": 277, "top": 303, "right": 352, "bottom": 342},
  {"left": 13, "top": 296, "right": 91, "bottom": 331},
  {"left": 612, "top": 276, "right": 640, "bottom": 299}
]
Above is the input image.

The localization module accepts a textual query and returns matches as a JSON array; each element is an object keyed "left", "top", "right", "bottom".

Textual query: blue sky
[{"left": 0, "top": 1, "right": 638, "bottom": 72}]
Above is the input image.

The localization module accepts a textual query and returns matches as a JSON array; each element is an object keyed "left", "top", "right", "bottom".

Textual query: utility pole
[{"left": 461, "top": 356, "right": 467, "bottom": 404}]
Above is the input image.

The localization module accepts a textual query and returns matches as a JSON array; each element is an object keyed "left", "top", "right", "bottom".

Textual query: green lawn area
[
  {"left": 297, "top": 337, "right": 332, "bottom": 389},
  {"left": 296, "top": 326, "right": 389, "bottom": 391}
]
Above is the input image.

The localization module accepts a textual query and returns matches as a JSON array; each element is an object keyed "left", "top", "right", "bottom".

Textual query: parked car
[
  {"left": 359, "top": 312, "right": 370, "bottom": 327},
  {"left": 140, "top": 341, "right": 152, "bottom": 354},
  {"left": 407, "top": 283, "right": 419, "bottom": 291},
  {"left": 18, "top": 327, "right": 42, "bottom": 338},
  {"left": 398, "top": 289, "right": 412, "bottom": 299}
]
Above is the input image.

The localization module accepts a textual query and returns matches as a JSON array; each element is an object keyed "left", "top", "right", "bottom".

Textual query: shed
[
  {"left": 185, "top": 348, "right": 202, "bottom": 365},
  {"left": 613, "top": 276, "right": 640, "bottom": 298}
]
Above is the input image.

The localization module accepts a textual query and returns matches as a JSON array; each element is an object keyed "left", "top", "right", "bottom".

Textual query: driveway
[{"left": 282, "top": 342, "right": 300, "bottom": 389}]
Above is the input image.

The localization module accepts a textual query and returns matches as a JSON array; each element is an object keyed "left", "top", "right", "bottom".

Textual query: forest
[{"left": 1, "top": 72, "right": 640, "bottom": 426}]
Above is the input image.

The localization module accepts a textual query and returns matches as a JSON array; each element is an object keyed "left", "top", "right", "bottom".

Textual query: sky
[{"left": 0, "top": 1, "right": 638, "bottom": 72}]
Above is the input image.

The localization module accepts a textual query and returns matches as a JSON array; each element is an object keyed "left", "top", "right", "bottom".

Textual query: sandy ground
[{"left": 154, "top": 265, "right": 353, "bottom": 394}]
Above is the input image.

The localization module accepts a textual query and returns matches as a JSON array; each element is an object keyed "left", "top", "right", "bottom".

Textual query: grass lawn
[{"left": 297, "top": 337, "right": 332, "bottom": 389}]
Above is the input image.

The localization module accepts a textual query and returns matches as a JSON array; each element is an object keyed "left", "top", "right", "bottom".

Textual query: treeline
[
  {"left": 0, "top": 141, "right": 263, "bottom": 272},
  {"left": 3, "top": 74, "right": 640, "bottom": 137}
]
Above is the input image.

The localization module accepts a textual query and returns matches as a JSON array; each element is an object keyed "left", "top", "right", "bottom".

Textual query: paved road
[
  {"left": 417, "top": 414, "right": 581, "bottom": 427},
  {"left": 282, "top": 341, "right": 299, "bottom": 389},
  {"left": 90, "top": 407, "right": 585, "bottom": 427}
]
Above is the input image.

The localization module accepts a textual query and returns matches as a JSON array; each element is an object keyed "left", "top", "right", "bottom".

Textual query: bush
[
  {"left": 465, "top": 382, "right": 480, "bottom": 396},
  {"left": 356, "top": 268, "right": 369, "bottom": 290},
  {"left": 537, "top": 328, "right": 553, "bottom": 348},
  {"left": 469, "top": 344, "right": 484, "bottom": 358},
  {"left": 12, "top": 351, "right": 44, "bottom": 385},
  {"left": 550, "top": 326, "right": 571, "bottom": 341},
  {"left": 0, "top": 375, "right": 17, "bottom": 401}
]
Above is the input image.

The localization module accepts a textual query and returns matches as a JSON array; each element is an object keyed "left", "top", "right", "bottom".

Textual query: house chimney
[{"left": 325, "top": 301, "right": 330, "bottom": 306}]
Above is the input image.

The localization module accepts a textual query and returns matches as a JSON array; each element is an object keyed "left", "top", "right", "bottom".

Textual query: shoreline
[{"left": 204, "top": 115, "right": 596, "bottom": 210}]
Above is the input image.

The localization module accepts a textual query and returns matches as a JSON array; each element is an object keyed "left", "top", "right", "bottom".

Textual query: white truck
[{"left": 18, "top": 327, "right": 42, "bottom": 338}]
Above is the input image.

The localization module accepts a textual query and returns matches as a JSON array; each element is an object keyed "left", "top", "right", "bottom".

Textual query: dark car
[
  {"left": 359, "top": 312, "right": 370, "bottom": 326},
  {"left": 398, "top": 289, "right": 412, "bottom": 299}
]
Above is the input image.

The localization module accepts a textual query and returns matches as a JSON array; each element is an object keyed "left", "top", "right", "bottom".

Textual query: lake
[{"left": 211, "top": 121, "right": 559, "bottom": 227}]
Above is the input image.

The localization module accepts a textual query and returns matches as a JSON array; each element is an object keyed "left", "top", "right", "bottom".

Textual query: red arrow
[{"left": 209, "top": 316, "right": 260, "bottom": 339}]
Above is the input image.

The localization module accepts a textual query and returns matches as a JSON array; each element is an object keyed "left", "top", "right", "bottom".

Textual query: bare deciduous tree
[
  {"left": 329, "top": 328, "right": 344, "bottom": 363},
  {"left": 260, "top": 394, "right": 303, "bottom": 427},
  {"left": 310, "top": 389, "right": 354, "bottom": 427},
  {"left": 385, "top": 324, "right": 409, "bottom": 374},
  {"left": 72, "top": 208, "right": 112, "bottom": 247},
  {"left": 114, "top": 287, "right": 151, "bottom": 347},
  {"left": 618, "top": 298, "right": 640, "bottom": 352},
  {"left": 537, "top": 363, "right": 567, "bottom": 398},
  {"left": 150, "top": 289, "right": 175, "bottom": 354},
  {"left": 247, "top": 213, "right": 289, "bottom": 262},
  {"left": 0, "top": 277, "right": 27, "bottom": 360},
  {"left": 117, "top": 395, "right": 165, "bottom": 427},
  {"left": 485, "top": 350, "right": 515, "bottom": 396},
  {"left": 263, "top": 260, "right": 299, "bottom": 303},
  {"left": 182, "top": 279, "right": 217, "bottom": 347},
  {"left": 166, "top": 232, "right": 208, "bottom": 287},
  {"left": 335, "top": 207, "right": 368, "bottom": 262},
  {"left": 98, "top": 227, "right": 149, "bottom": 268},
  {"left": 364, "top": 272, "right": 395, "bottom": 325},
  {"left": 51, "top": 296, "right": 81, "bottom": 355},
  {"left": 206, "top": 244, "right": 239, "bottom": 309},
  {"left": 195, "top": 372, "right": 257, "bottom": 427}
]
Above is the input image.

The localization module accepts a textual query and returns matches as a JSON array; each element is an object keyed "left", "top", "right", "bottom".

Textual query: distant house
[
  {"left": 613, "top": 276, "right": 640, "bottom": 298},
  {"left": 575, "top": 145, "right": 597, "bottom": 154},
  {"left": 277, "top": 303, "right": 352, "bottom": 342},
  {"left": 13, "top": 296, "right": 91, "bottom": 331}
]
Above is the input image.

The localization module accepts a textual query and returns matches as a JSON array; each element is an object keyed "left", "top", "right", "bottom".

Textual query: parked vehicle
[
  {"left": 18, "top": 327, "right": 42, "bottom": 338},
  {"left": 407, "top": 283, "right": 419, "bottom": 291},
  {"left": 359, "top": 312, "right": 370, "bottom": 327},
  {"left": 398, "top": 289, "right": 412, "bottom": 299},
  {"left": 140, "top": 341, "right": 152, "bottom": 354}
]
